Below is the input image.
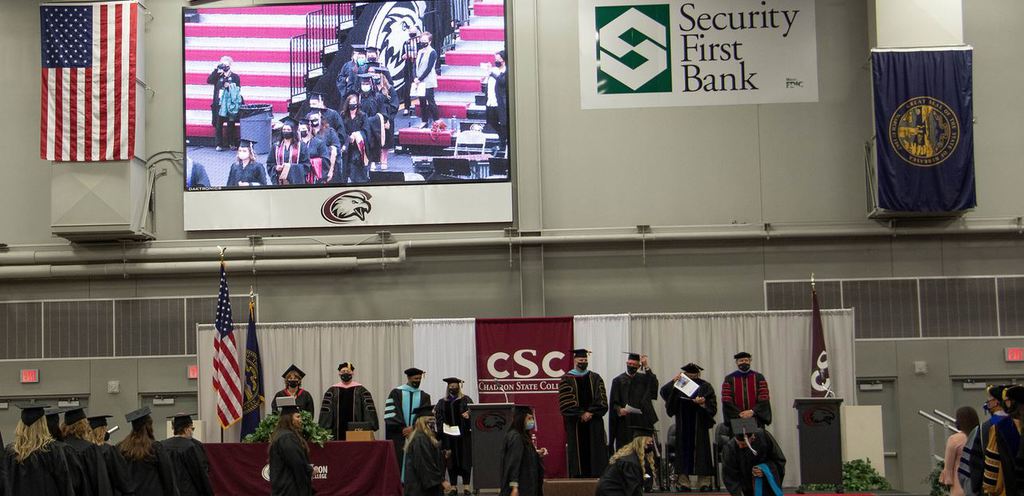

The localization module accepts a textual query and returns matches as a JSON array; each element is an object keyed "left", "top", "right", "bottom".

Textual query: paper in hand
[
  {"left": 443, "top": 423, "right": 461, "bottom": 437},
  {"left": 623, "top": 405, "right": 642, "bottom": 415},
  {"left": 674, "top": 376, "right": 700, "bottom": 398}
]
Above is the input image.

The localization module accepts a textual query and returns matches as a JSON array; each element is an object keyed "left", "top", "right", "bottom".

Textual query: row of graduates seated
[
  {"left": 939, "top": 384, "right": 1024, "bottom": 496},
  {"left": 207, "top": 79, "right": 400, "bottom": 190},
  {"left": 1, "top": 403, "right": 213, "bottom": 495}
]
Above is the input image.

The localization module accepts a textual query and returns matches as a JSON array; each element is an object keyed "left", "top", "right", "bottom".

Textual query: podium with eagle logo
[{"left": 793, "top": 397, "right": 844, "bottom": 487}]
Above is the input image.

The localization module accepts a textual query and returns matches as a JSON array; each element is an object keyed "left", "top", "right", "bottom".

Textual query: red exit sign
[
  {"left": 20, "top": 369, "right": 39, "bottom": 384},
  {"left": 187, "top": 364, "right": 199, "bottom": 380},
  {"left": 1006, "top": 347, "right": 1024, "bottom": 362}
]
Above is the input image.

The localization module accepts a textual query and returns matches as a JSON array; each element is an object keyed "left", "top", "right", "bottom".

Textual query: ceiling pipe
[{"left": 0, "top": 257, "right": 360, "bottom": 280}]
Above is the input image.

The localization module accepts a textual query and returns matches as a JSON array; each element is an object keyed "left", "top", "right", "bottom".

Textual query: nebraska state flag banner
[{"left": 872, "top": 47, "right": 975, "bottom": 212}]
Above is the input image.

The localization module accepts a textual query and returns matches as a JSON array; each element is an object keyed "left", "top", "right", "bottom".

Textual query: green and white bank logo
[{"left": 595, "top": 4, "right": 671, "bottom": 94}]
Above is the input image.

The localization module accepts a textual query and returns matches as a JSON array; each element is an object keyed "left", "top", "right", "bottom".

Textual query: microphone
[{"left": 493, "top": 378, "right": 510, "bottom": 404}]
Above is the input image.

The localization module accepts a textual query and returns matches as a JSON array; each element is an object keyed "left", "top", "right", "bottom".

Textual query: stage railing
[
  {"left": 918, "top": 410, "right": 958, "bottom": 465},
  {"left": 289, "top": 3, "right": 355, "bottom": 102}
]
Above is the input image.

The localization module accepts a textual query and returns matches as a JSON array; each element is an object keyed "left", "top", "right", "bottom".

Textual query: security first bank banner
[{"left": 579, "top": 0, "right": 818, "bottom": 109}]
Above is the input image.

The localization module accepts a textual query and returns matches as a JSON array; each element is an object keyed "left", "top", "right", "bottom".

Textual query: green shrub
[
  {"left": 803, "top": 458, "right": 892, "bottom": 492},
  {"left": 242, "top": 410, "right": 334, "bottom": 447}
]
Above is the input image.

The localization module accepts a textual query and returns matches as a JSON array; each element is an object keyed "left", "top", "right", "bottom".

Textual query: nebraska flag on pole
[
  {"left": 809, "top": 287, "right": 832, "bottom": 397},
  {"left": 40, "top": 1, "right": 137, "bottom": 162}
]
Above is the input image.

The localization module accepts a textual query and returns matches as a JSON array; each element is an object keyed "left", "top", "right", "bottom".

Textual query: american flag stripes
[
  {"left": 213, "top": 260, "right": 242, "bottom": 429},
  {"left": 40, "top": 1, "right": 137, "bottom": 162}
]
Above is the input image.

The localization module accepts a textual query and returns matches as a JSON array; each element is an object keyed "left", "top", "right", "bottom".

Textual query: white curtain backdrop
[
  {"left": 198, "top": 320, "right": 414, "bottom": 443},
  {"left": 630, "top": 309, "right": 856, "bottom": 487},
  {"left": 412, "top": 319, "right": 478, "bottom": 403},
  {"left": 573, "top": 314, "right": 631, "bottom": 438}
]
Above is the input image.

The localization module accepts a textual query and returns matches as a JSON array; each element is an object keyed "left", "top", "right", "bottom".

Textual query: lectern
[
  {"left": 793, "top": 397, "right": 844, "bottom": 486},
  {"left": 469, "top": 403, "right": 515, "bottom": 491}
]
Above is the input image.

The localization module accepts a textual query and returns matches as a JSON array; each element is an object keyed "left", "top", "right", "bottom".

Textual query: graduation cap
[
  {"left": 405, "top": 367, "right": 425, "bottom": 377},
  {"left": 298, "top": 117, "right": 311, "bottom": 128},
  {"left": 682, "top": 363, "right": 704, "bottom": 374},
  {"left": 572, "top": 349, "right": 590, "bottom": 358},
  {"left": 623, "top": 352, "right": 641, "bottom": 361},
  {"left": 632, "top": 426, "right": 657, "bottom": 437},
  {"left": 734, "top": 351, "right": 752, "bottom": 360},
  {"left": 443, "top": 377, "right": 464, "bottom": 385},
  {"left": 64, "top": 407, "right": 87, "bottom": 426},
  {"left": 365, "top": 45, "right": 379, "bottom": 54},
  {"left": 338, "top": 362, "right": 355, "bottom": 371},
  {"left": 413, "top": 404, "right": 435, "bottom": 417},
  {"left": 279, "top": 116, "right": 298, "bottom": 130},
  {"left": 44, "top": 406, "right": 65, "bottom": 419},
  {"left": 126, "top": 406, "right": 152, "bottom": 428},
  {"left": 988, "top": 385, "right": 1007, "bottom": 400},
  {"left": 277, "top": 396, "right": 300, "bottom": 415},
  {"left": 88, "top": 415, "right": 113, "bottom": 429},
  {"left": 282, "top": 364, "right": 306, "bottom": 379},
  {"left": 730, "top": 418, "right": 760, "bottom": 439},
  {"left": 309, "top": 92, "right": 324, "bottom": 102},
  {"left": 238, "top": 138, "right": 257, "bottom": 151},
  {"left": 17, "top": 403, "right": 50, "bottom": 426},
  {"left": 167, "top": 413, "right": 196, "bottom": 432},
  {"left": 351, "top": 44, "right": 367, "bottom": 54}
]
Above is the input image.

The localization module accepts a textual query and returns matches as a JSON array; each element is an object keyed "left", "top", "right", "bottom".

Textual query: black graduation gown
[
  {"left": 121, "top": 442, "right": 177, "bottom": 496},
  {"left": 269, "top": 430, "right": 313, "bottom": 496},
  {"left": 384, "top": 386, "right": 432, "bottom": 468},
  {"left": 96, "top": 443, "right": 135, "bottom": 495},
  {"left": 608, "top": 370, "right": 659, "bottom": 451},
  {"left": 721, "top": 432, "right": 786, "bottom": 496},
  {"left": 271, "top": 389, "right": 317, "bottom": 416},
  {"left": 660, "top": 378, "right": 718, "bottom": 476},
  {"left": 266, "top": 140, "right": 310, "bottom": 186},
  {"left": 188, "top": 162, "right": 211, "bottom": 189},
  {"left": 2, "top": 443, "right": 75, "bottom": 496},
  {"left": 65, "top": 437, "right": 114, "bottom": 496},
  {"left": 161, "top": 437, "right": 213, "bottom": 496},
  {"left": 721, "top": 371, "right": 773, "bottom": 430},
  {"left": 434, "top": 395, "right": 473, "bottom": 478},
  {"left": 404, "top": 433, "right": 445, "bottom": 496},
  {"left": 557, "top": 371, "right": 609, "bottom": 477},
  {"left": 321, "top": 108, "right": 344, "bottom": 135},
  {"left": 595, "top": 453, "right": 646, "bottom": 496},
  {"left": 498, "top": 430, "right": 544, "bottom": 496},
  {"left": 332, "top": 111, "right": 372, "bottom": 184},
  {"left": 318, "top": 383, "right": 379, "bottom": 440},
  {"left": 972, "top": 415, "right": 1005, "bottom": 494},
  {"left": 225, "top": 160, "right": 269, "bottom": 187},
  {"left": 359, "top": 91, "right": 390, "bottom": 161},
  {"left": 50, "top": 441, "right": 89, "bottom": 496},
  {"left": 991, "top": 417, "right": 1021, "bottom": 496}
]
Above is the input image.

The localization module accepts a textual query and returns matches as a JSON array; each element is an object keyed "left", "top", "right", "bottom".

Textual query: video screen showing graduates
[{"left": 182, "top": 1, "right": 511, "bottom": 190}]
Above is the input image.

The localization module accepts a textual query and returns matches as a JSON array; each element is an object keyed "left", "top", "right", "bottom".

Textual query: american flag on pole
[
  {"left": 213, "top": 260, "right": 242, "bottom": 429},
  {"left": 40, "top": 1, "right": 137, "bottom": 162}
]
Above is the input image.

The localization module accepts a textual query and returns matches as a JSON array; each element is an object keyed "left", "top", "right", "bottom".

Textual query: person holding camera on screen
[{"left": 206, "top": 56, "right": 240, "bottom": 151}]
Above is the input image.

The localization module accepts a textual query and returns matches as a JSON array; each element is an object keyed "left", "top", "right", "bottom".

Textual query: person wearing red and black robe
[{"left": 721, "top": 352, "right": 772, "bottom": 434}]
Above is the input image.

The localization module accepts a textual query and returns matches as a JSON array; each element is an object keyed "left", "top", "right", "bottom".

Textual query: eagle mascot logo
[{"left": 321, "top": 190, "right": 372, "bottom": 224}]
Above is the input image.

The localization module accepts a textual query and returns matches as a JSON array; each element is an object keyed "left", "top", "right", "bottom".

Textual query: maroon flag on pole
[{"left": 810, "top": 289, "right": 833, "bottom": 397}]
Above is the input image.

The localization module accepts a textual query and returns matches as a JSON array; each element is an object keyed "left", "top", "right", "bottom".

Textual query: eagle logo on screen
[
  {"left": 363, "top": 1, "right": 427, "bottom": 90},
  {"left": 888, "top": 96, "right": 961, "bottom": 167},
  {"left": 321, "top": 190, "right": 373, "bottom": 224}
]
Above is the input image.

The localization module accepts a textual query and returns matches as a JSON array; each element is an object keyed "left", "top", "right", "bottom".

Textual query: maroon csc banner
[{"left": 476, "top": 317, "right": 574, "bottom": 478}]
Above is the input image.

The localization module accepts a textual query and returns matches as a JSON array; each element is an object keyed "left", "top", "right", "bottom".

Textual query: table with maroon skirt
[{"left": 205, "top": 440, "right": 402, "bottom": 496}]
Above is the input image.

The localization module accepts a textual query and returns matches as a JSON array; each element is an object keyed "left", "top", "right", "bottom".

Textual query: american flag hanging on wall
[
  {"left": 213, "top": 259, "right": 242, "bottom": 429},
  {"left": 40, "top": 1, "right": 137, "bottom": 162}
]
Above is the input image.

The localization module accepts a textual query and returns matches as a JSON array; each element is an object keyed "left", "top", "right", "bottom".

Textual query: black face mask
[
  {"left": 286, "top": 380, "right": 300, "bottom": 388},
  {"left": 104, "top": 432, "right": 111, "bottom": 442},
  {"left": 626, "top": 366, "right": 639, "bottom": 375},
  {"left": 310, "top": 120, "right": 320, "bottom": 127},
  {"left": 494, "top": 61, "right": 504, "bottom": 68},
  {"left": 448, "top": 387, "right": 459, "bottom": 396},
  {"left": 339, "top": 373, "right": 353, "bottom": 382},
  {"left": 348, "top": 102, "right": 359, "bottom": 111},
  {"left": 418, "top": 42, "right": 428, "bottom": 49},
  {"left": 738, "top": 364, "right": 751, "bottom": 372},
  {"left": 410, "top": 381, "right": 422, "bottom": 389},
  {"left": 299, "top": 130, "right": 309, "bottom": 138},
  {"left": 282, "top": 131, "right": 295, "bottom": 139},
  {"left": 644, "top": 444, "right": 655, "bottom": 454},
  {"left": 576, "top": 362, "right": 588, "bottom": 371}
]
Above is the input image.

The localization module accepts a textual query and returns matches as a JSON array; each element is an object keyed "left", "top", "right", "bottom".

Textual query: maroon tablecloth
[{"left": 205, "top": 440, "right": 402, "bottom": 496}]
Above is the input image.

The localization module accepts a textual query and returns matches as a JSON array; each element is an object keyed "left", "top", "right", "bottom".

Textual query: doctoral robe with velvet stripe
[
  {"left": 721, "top": 431, "right": 786, "bottom": 496},
  {"left": 558, "top": 370, "right": 609, "bottom": 477},
  {"left": 384, "top": 385, "right": 431, "bottom": 471},
  {"left": 721, "top": 370, "right": 772, "bottom": 429}
]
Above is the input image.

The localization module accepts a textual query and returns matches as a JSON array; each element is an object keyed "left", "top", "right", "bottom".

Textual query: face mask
[
  {"left": 310, "top": 120, "right": 320, "bottom": 127},
  {"left": 339, "top": 373, "right": 353, "bottom": 382},
  {"left": 368, "top": 56, "right": 377, "bottom": 62},
  {"left": 644, "top": 444, "right": 655, "bottom": 454},
  {"left": 282, "top": 131, "right": 294, "bottom": 139},
  {"left": 418, "top": 41, "right": 428, "bottom": 48},
  {"left": 410, "top": 381, "right": 421, "bottom": 389},
  {"left": 237, "top": 152, "right": 248, "bottom": 162},
  {"left": 361, "top": 84, "right": 372, "bottom": 93},
  {"left": 104, "top": 432, "right": 110, "bottom": 442},
  {"left": 357, "top": 57, "right": 366, "bottom": 65},
  {"left": 576, "top": 362, "right": 588, "bottom": 371},
  {"left": 286, "top": 380, "right": 300, "bottom": 388},
  {"left": 738, "top": 364, "right": 751, "bottom": 372},
  {"left": 426, "top": 420, "right": 437, "bottom": 430},
  {"left": 627, "top": 366, "right": 639, "bottom": 375},
  {"left": 299, "top": 130, "right": 309, "bottom": 138},
  {"left": 983, "top": 403, "right": 991, "bottom": 414},
  {"left": 525, "top": 420, "right": 536, "bottom": 431},
  {"left": 495, "top": 61, "right": 503, "bottom": 68},
  {"left": 448, "top": 387, "right": 459, "bottom": 395},
  {"left": 348, "top": 102, "right": 359, "bottom": 110}
]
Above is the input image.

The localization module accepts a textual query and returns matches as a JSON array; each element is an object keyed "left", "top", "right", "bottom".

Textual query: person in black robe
[
  {"left": 499, "top": 405, "right": 547, "bottom": 496},
  {"left": 722, "top": 352, "right": 772, "bottom": 433},
  {"left": 225, "top": 139, "right": 269, "bottom": 187},
  {"left": 308, "top": 93, "right": 343, "bottom": 134},
  {"left": 721, "top": 422, "right": 786, "bottom": 496},
  {"left": 332, "top": 93, "right": 372, "bottom": 184},
  {"left": 305, "top": 113, "right": 340, "bottom": 184},
  {"left": 336, "top": 45, "right": 369, "bottom": 103},
  {"left": 970, "top": 385, "right": 1008, "bottom": 493},
  {"left": 404, "top": 405, "right": 452, "bottom": 496},
  {"left": 267, "top": 117, "right": 310, "bottom": 186},
  {"left": 271, "top": 364, "right": 317, "bottom": 416},
  {"left": 435, "top": 377, "right": 473, "bottom": 494},
  {"left": 386, "top": 367, "right": 433, "bottom": 475},
  {"left": 269, "top": 397, "right": 314, "bottom": 496},
  {"left": 319, "top": 361, "right": 379, "bottom": 440},
  {"left": 61, "top": 407, "right": 114, "bottom": 496},
  {"left": 44, "top": 407, "right": 88, "bottom": 495},
  {"left": 161, "top": 413, "right": 213, "bottom": 496},
  {"left": 371, "top": 70, "right": 400, "bottom": 171},
  {"left": 609, "top": 352, "right": 659, "bottom": 452},
  {"left": 596, "top": 426, "right": 657, "bottom": 496},
  {"left": 186, "top": 158, "right": 211, "bottom": 189},
  {"left": 985, "top": 385, "right": 1023, "bottom": 495},
  {"left": 557, "top": 348, "right": 609, "bottom": 477},
  {"left": 88, "top": 414, "right": 135, "bottom": 496},
  {"left": 356, "top": 74, "right": 390, "bottom": 169},
  {"left": 2, "top": 403, "right": 75, "bottom": 495},
  {"left": 117, "top": 407, "right": 177, "bottom": 495},
  {"left": 661, "top": 363, "right": 718, "bottom": 492}
]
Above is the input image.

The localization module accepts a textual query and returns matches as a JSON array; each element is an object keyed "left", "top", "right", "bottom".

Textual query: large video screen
[
  {"left": 182, "top": 1, "right": 513, "bottom": 230},
  {"left": 184, "top": 0, "right": 510, "bottom": 190}
]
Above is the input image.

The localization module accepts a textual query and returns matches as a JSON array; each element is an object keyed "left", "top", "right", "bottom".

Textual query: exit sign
[
  {"left": 20, "top": 369, "right": 39, "bottom": 384},
  {"left": 1006, "top": 347, "right": 1024, "bottom": 362},
  {"left": 187, "top": 364, "right": 199, "bottom": 379}
]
